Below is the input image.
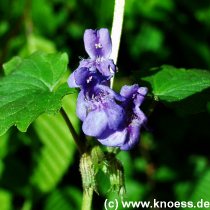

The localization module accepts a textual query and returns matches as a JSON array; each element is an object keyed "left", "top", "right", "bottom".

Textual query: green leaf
[
  {"left": 3, "top": 56, "right": 22, "bottom": 75},
  {"left": 44, "top": 187, "right": 82, "bottom": 210},
  {"left": 190, "top": 156, "right": 208, "bottom": 177},
  {"left": 174, "top": 182, "right": 192, "bottom": 201},
  {"left": 108, "top": 181, "right": 148, "bottom": 210},
  {"left": 0, "top": 51, "right": 73, "bottom": 136},
  {"left": 20, "top": 34, "right": 56, "bottom": 56},
  {"left": 142, "top": 65, "right": 210, "bottom": 102},
  {"left": 190, "top": 169, "right": 210, "bottom": 206},
  {"left": 0, "top": 131, "right": 10, "bottom": 177},
  {"left": 153, "top": 166, "right": 177, "bottom": 181},
  {"left": 0, "top": 189, "right": 12, "bottom": 210},
  {"left": 0, "top": 131, "right": 10, "bottom": 159},
  {"left": 31, "top": 94, "right": 79, "bottom": 192}
]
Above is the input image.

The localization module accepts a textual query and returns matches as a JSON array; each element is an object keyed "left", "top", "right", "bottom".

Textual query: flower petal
[
  {"left": 84, "top": 29, "right": 97, "bottom": 58},
  {"left": 134, "top": 87, "right": 148, "bottom": 106},
  {"left": 97, "top": 84, "right": 125, "bottom": 102},
  {"left": 106, "top": 103, "right": 125, "bottom": 130},
  {"left": 134, "top": 107, "right": 147, "bottom": 124},
  {"left": 120, "top": 125, "right": 140, "bottom": 150},
  {"left": 73, "top": 65, "right": 106, "bottom": 89},
  {"left": 74, "top": 67, "right": 90, "bottom": 86},
  {"left": 138, "top": 87, "right": 148, "bottom": 96},
  {"left": 82, "top": 110, "right": 108, "bottom": 137},
  {"left": 97, "top": 59, "right": 116, "bottom": 78},
  {"left": 120, "top": 85, "right": 148, "bottom": 107},
  {"left": 76, "top": 90, "right": 87, "bottom": 121},
  {"left": 120, "top": 84, "right": 139, "bottom": 98},
  {"left": 67, "top": 71, "right": 79, "bottom": 88},
  {"left": 98, "top": 128, "right": 127, "bottom": 147},
  {"left": 98, "top": 28, "right": 112, "bottom": 58},
  {"left": 84, "top": 28, "right": 112, "bottom": 58}
]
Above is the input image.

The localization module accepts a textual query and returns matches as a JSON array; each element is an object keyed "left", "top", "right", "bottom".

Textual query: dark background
[{"left": 0, "top": 0, "right": 210, "bottom": 209}]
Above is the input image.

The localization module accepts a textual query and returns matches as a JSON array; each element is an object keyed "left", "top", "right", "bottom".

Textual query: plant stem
[
  {"left": 110, "top": 0, "right": 125, "bottom": 88},
  {"left": 81, "top": 189, "right": 93, "bottom": 210},
  {"left": 60, "top": 107, "right": 86, "bottom": 154},
  {"left": 80, "top": 2, "right": 125, "bottom": 209}
]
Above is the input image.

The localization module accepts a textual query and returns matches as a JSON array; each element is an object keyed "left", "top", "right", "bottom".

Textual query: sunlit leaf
[
  {"left": 0, "top": 131, "right": 10, "bottom": 159},
  {"left": 44, "top": 187, "right": 82, "bottom": 210},
  {"left": 190, "top": 156, "right": 208, "bottom": 177},
  {"left": 153, "top": 166, "right": 177, "bottom": 181},
  {"left": 174, "top": 182, "right": 192, "bottom": 201},
  {"left": 190, "top": 169, "right": 210, "bottom": 208},
  {"left": 20, "top": 34, "right": 56, "bottom": 55},
  {"left": 0, "top": 51, "right": 73, "bottom": 136},
  {"left": 130, "top": 24, "right": 164, "bottom": 58},
  {"left": 134, "top": 157, "right": 148, "bottom": 172},
  {"left": 142, "top": 65, "right": 210, "bottom": 102},
  {"left": 31, "top": 94, "right": 79, "bottom": 192},
  {"left": 0, "top": 132, "right": 10, "bottom": 177},
  {"left": 0, "top": 189, "right": 12, "bottom": 210}
]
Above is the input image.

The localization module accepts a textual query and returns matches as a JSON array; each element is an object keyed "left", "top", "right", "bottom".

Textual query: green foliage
[
  {"left": 20, "top": 34, "right": 56, "bottom": 55},
  {"left": 127, "top": 23, "right": 166, "bottom": 61},
  {"left": 153, "top": 166, "right": 177, "bottom": 181},
  {"left": 143, "top": 65, "right": 210, "bottom": 102},
  {"left": 44, "top": 187, "right": 82, "bottom": 210},
  {"left": 0, "top": 132, "right": 10, "bottom": 159},
  {"left": 0, "top": 189, "right": 12, "bottom": 210},
  {"left": 31, "top": 94, "right": 78, "bottom": 193},
  {"left": 0, "top": 52, "right": 72, "bottom": 135},
  {"left": 190, "top": 169, "right": 210, "bottom": 209}
]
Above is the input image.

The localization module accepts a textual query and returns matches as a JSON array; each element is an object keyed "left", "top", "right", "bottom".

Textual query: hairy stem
[
  {"left": 60, "top": 107, "right": 86, "bottom": 154},
  {"left": 110, "top": 0, "right": 125, "bottom": 88},
  {"left": 81, "top": 189, "right": 93, "bottom": 210}
]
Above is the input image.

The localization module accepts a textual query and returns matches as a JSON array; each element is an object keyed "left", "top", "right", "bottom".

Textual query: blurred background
[{"left": 0, "top": 0, "right": 210, "bottom": 209}]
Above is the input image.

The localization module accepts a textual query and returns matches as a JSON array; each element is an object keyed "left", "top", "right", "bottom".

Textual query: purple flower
[
  {"left": 68, "top": 28, "right": 115, "bottom": 89},
  {"left": 67, "top": 28, "right": 148, "bottom": 150},
  {"left": 98, "top": 85, "right": 148, "bottom": 150},
  {"left": 76, "top": 84, "right": 126, "bottom": 138},
  {"left": 68, "top": 66, "right": 107, "bottom": 90},
  {"left": 84, "top": 28, "right": 112, "bottom": 59},
  {"left": 83, "top": 28, "right": 116, "bottom": 77}
]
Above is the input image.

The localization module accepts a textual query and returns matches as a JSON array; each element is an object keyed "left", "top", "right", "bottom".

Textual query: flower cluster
[{"left": 68, "top": 28, "right": 148, "bottom": 150}]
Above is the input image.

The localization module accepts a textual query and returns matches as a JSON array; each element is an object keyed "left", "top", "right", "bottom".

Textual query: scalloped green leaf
[
  {"left": 142, "top": 65, "right": 210, "bottom": 102},
  {"left": 0, "top": 51, "right": 73, "bottom": 136}
]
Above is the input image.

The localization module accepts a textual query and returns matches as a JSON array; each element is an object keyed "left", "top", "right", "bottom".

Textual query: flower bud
[
  {"left": 90, "top": 145, "right": 105, "bottom": 167},
  {"left": 106, "top": 156, "right": 126, "bottom": 197},
  {"left": 79, "top": 153, "right": 97, "bottom": 193},
  {"left": 110, "top": 159, "right": 126, "bottom": 196}
]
